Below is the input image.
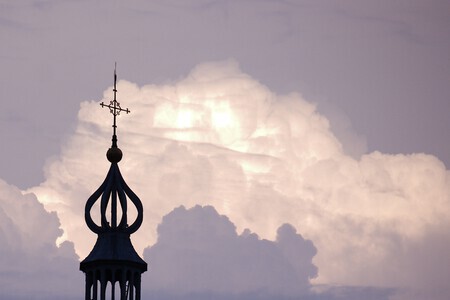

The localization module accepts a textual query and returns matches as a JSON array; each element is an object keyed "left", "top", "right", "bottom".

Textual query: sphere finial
[{"left": 106, "top": 146, "right": 122, "bottom": 163}]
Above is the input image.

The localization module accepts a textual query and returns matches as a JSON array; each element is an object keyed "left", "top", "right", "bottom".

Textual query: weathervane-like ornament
[
  {"left": 100, "top": 64, "right": 130, "bottom": 163},
  {"left": 80, "top": 65, "right": 147, "bottom": 300}
]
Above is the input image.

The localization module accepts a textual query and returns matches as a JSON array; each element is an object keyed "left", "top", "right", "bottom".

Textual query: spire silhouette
[{"left": 80, "top": 66, "right": 147, "bottom": 300}]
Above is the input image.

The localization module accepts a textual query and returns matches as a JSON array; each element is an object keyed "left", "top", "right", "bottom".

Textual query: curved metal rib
[{"left": 85, "top": 163, "right": 143, "bottom": 235}]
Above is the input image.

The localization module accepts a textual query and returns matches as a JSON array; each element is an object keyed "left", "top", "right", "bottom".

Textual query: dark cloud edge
[{"left": 142, "top": 285, "right": 395, "bottom": 300}]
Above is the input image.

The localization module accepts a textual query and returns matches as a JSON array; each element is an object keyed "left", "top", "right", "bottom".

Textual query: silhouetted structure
[{"left": 80, "top": 67, "right": 147, "bottom": 300}]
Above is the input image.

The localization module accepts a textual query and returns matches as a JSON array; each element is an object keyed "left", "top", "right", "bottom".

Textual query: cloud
[
  {"left": 142, "top": 205, "right": 392, "bottom": 300},
  {"left": 0, "top": 178, "right": 81, "bottom": 300},
  {"left": 29, "top": 60, "right": 450, "bottom": 299},
  {"left": 143, "top": 205, "right": 317, "bottom": 296}
]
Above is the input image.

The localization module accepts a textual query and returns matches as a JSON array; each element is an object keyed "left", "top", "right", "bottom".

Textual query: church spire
[{"left": 80, "top": 66, "right": 147, "bottom": 300}]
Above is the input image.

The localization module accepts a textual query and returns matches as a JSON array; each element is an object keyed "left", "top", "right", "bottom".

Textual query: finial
[{"left": 100, "top": 64, "right": 130, "bottom": 163}]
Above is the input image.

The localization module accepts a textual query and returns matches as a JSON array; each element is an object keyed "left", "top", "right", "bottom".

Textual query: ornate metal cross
[{"left": 100, "top": 65, "right": 130, "bottom": 146}]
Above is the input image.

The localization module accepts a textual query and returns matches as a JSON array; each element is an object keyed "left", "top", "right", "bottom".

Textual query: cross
[{"left": 100, "top": 65, "right": 130, "bottom": 146}]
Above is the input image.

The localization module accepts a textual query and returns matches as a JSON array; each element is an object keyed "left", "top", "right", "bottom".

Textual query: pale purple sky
[
  {"left": 1, "top": 1, "right": 450, "bottom": 300},
  {"left": 1, "top": 0, "right": 449, "bottom": 188}
]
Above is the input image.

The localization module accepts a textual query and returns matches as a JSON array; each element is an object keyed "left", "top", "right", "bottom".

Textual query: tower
[{"left": 80, "top": 67, "right": 147, "bottom": 300}]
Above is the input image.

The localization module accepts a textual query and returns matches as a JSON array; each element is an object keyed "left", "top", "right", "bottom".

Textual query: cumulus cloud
[
  {"left": 30, "top": 60, "right": 450, "bottom": 299},
  {"left": 0, "top": 179, "right": 81, "bottom": 300},
  {"left": 143, "top": 205, "right": 317, "bottom": 297},
  {"left": 142, "top": 205, "right": 393, "bottom": 300}
]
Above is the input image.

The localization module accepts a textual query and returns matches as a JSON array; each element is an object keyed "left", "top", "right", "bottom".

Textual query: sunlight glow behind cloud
[{"left": 28, "top": 60, "right": 450, "bottom": 300}]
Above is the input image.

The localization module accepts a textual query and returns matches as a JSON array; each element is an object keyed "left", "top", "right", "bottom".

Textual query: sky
[{"left": 1, "top": 1, "right": 450, "bottom": 299}]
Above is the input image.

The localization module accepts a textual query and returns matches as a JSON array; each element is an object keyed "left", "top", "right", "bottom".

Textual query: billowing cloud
[
  {"left": 30, "top": 60, "right": 450, "bottom": 299},
  {"left": 143, "top": 205, "right": 317, "bottom": 296},
  {"left": 0, "top": 179, "right": 80, "bottom": 300},
  {"left": 142, "top": 205, "right": 393, "bottom": 300}
]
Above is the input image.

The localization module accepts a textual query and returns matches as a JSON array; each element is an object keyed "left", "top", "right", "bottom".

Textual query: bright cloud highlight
[{"left": 29, "top": 60, "right": 450, "bottom": 300}]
